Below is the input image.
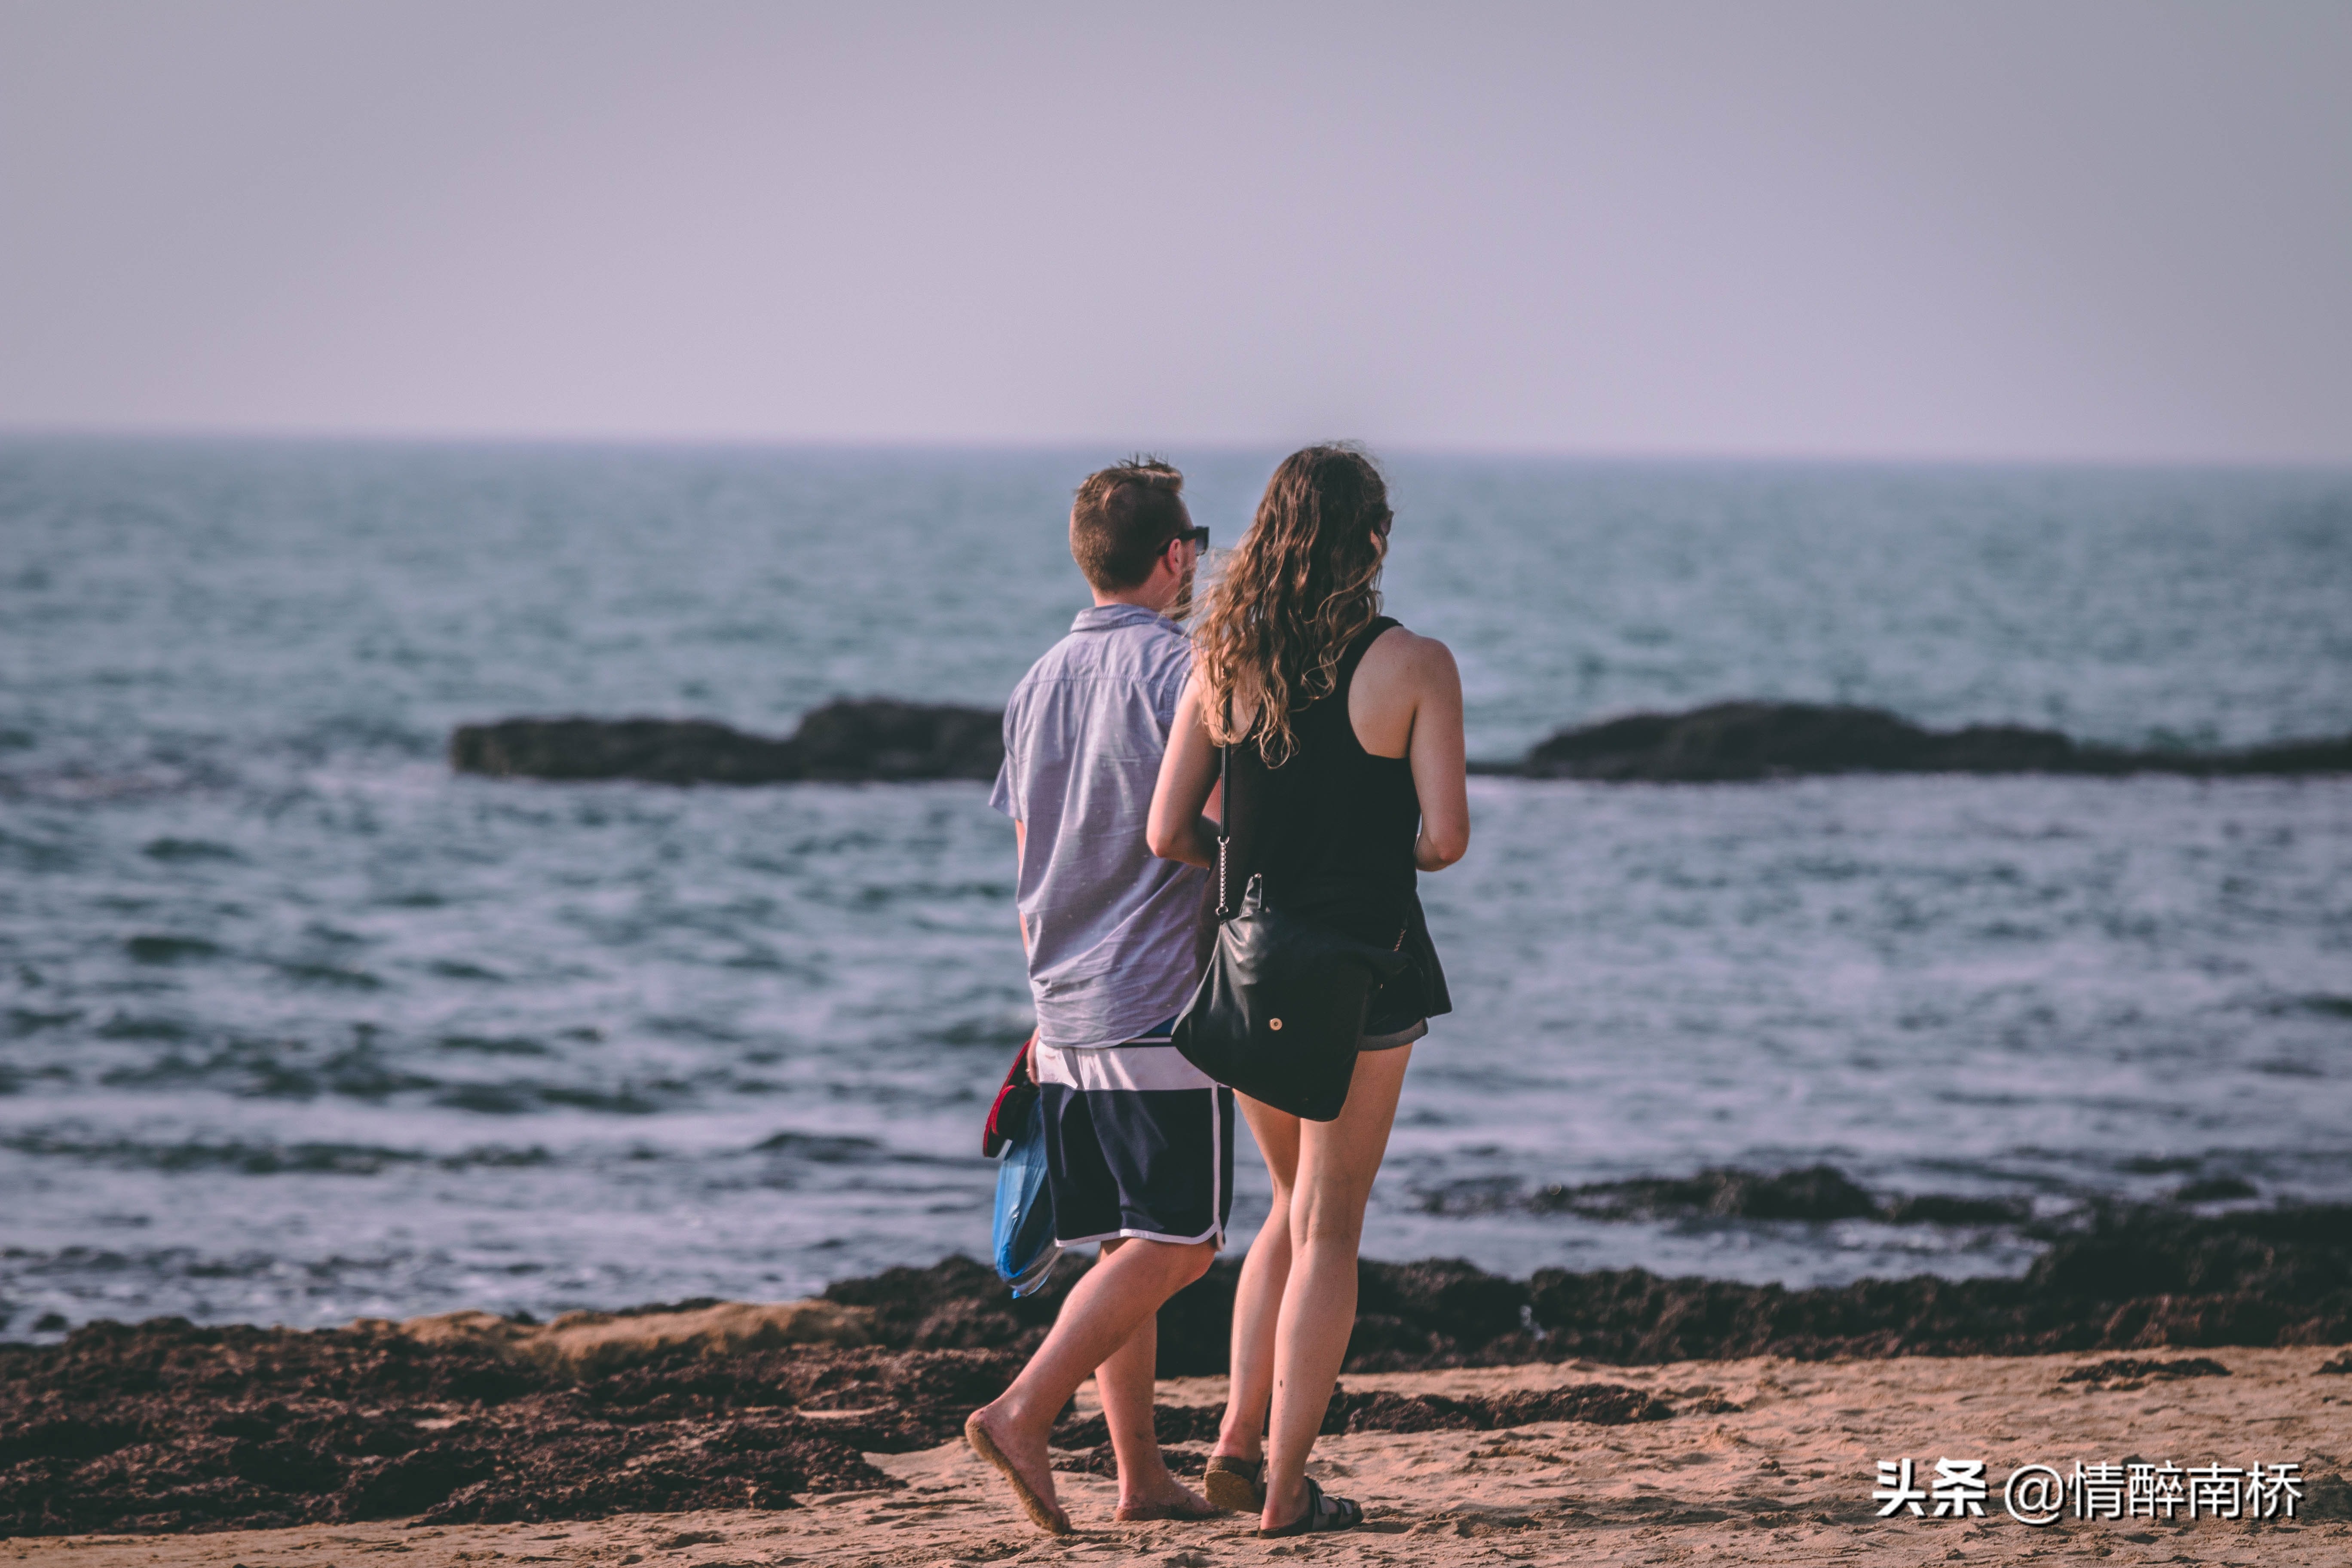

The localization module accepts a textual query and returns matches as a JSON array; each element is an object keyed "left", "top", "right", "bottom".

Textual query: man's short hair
[{"left": 1070, "top": 457, "right": 1188, "bottom": 592}]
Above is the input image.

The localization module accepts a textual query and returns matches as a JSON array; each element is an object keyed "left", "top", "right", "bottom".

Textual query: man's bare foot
[
  {"left": 964, "top": 1405, "right": 1070, "bottom": 1535},
  {"left": 1114, "top": 1475, "right": 1219, "bottom": 1522}
]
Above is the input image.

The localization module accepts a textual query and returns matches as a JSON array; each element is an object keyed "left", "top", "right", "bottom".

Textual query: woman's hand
[{"left": 1148, "top": 677, "right": 1223, "bottom": 868}]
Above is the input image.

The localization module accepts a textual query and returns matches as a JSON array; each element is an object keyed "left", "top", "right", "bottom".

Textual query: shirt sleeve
[
  {"left": 988, "top": 697, "right": 1022, "bottom": 819},
  {"left": 1148, "top": 636, "right": 1192, "bottom": 732}
]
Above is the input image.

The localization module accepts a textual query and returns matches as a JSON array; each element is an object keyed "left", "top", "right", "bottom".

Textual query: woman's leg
[
  {"left": 1259, "top": 1045, "right": 1413, "bottom": 1531},
  {"left": 1213, "top": 1099, "right": 1300, "bottom": 1464}
]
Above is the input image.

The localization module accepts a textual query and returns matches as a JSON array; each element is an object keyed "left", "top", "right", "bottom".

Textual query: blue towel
[{"left": 991, "top": 1092, "right": 1061, "bottom": 1297}]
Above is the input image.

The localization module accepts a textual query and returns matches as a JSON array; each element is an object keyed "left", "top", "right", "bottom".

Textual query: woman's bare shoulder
[{"left": 1359, "top": 624, "right": 1458, "bottom": 683}]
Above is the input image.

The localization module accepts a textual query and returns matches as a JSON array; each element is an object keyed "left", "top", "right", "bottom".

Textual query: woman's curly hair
[{"left": 1194, "top": 444, "right": 1393, "bottom": 766}]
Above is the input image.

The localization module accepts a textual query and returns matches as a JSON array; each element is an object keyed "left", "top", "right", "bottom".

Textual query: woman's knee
[{"left": 1286, "top": 1189, "right": 1370, "bottom": 1251}]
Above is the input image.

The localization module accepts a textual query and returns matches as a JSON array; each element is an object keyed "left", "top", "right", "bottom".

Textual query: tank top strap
[{"left": 1333, "top": 615, "right": 1400, "bottom": 699}]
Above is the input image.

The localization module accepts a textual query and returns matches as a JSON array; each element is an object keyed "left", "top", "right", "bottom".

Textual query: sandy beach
[{"left": 13, "top": 1347, "right": 2346, "bottom": 1568}]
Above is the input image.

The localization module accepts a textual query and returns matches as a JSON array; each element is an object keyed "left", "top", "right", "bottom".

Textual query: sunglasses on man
[{"left": 1167, "top": 526, "right": 1210, "bottom": 551}]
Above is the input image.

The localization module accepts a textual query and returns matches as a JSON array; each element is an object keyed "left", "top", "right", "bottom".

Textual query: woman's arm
[
  {"left": 1012, "top": 820, "right": 1031, "bottom": 954},
  {"left": 1147, "top": 677, "right": 1222, "bottom": 868},
  {"left": 1407, "top": 639, "right": 1470, "bottom": 871}
]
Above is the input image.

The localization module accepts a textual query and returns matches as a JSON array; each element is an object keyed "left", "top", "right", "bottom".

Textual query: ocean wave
[
  {"left": 0, "top": 1131, "right": 556, "bottom": 1175},
  {"left": 749, "top": 1131, "right": 886, "bottom": 1163},
  {"left": 433, "top": 1081, "right": 678, "bottom": 1116},
  {"left": 123, "top": 934, "right": 223, "bottom": 965},
  {"left": 140, "top": 836, "right": 244, "bottom": 863}
]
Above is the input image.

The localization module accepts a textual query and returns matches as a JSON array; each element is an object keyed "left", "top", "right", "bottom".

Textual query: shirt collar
[{"left": 1070, "top": 603, "right": 1171, "bottom": 633}]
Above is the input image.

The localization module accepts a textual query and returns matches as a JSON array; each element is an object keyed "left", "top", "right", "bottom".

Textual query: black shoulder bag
[{"left": 1170, "top": 737, "right": 1410, "bottom": 1121}]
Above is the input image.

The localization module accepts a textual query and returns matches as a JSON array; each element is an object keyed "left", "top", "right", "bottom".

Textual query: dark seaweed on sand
[
  {"left": 6, "top": 1201, "right": 2348, "bottom": 1535},
  {"left": 0, "top": 1321, "right": 1005, "bottom": 1537}
]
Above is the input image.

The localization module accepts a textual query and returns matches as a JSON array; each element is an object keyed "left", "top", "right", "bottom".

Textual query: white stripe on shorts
[{"left": 1032, "top": 1038, "right": 1214, "bottom": 1094}]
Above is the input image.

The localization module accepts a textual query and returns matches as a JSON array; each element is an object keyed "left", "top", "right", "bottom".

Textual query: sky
[{"left": 2, "top": 1, "right": 2348, "bottom": 462}]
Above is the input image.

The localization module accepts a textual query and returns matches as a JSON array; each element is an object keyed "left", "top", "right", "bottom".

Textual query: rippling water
[{"left": 3, "top": 438, "right": 2349, "bottom": 1337}]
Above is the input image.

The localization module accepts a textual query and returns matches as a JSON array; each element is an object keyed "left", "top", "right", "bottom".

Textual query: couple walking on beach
[{"left": 965, "top": 447, "right": 1471, "bottom": 1537}]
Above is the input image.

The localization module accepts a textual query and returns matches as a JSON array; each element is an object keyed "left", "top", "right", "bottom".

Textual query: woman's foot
[
  {"left": 1202, "top": 1453, "right": 1265, "bottom": 1513},
  {"left": 1112, "top": 1474, "right": 1219, "bottom": 1522},
  {"left": 1259, "top": 1474, "right": 1363, "bottom": 1537},
  {"left": 964, "top": 1404, "right": 1070, "bottom": 1534}
]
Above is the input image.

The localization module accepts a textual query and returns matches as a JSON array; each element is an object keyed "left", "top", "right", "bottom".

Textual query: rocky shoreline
[
  {"left": 449, "top": 701, "right": 1004, "bottom": 785},
  {"left": 450, "top": 699, "right": 2352, "bottom": 785},
  {"left": 1492, "top": 700, "right": 2352, "bottom": 781},
  {"left": 834, "top": 1197, "right": 2352, "bottom": 1374},
  {"left": 6, "top": 1199, "right": 2345, "bottom": 1536}
]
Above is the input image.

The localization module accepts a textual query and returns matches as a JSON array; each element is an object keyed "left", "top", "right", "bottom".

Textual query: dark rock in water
[
  {"left": 457, "top": 696, "right": 2352, "bottom": 785},
  {"left": 451, "top": 717, "right": 803, "bottom": 784},
  {"left": 1433, "top": 1164, "right": 2011, "bottom": 1225},
  {"left": 1496, "top": 700, "right": 2352, "bottom": 781},
  {"left": 450, "top": 698, "right": 1003, "bottom": 785},
  {"left": 787, "top": 698, "right": 1003, "bottom": 782},
  {"left": 2173, "top": 1175, "right": 2260, "bottom": 1203},
  {"left": 1879, "top": 1192, "right": 2034, "bottom": 1225},
  {"left": 1532, "top": 1165, "right": 1883, "bottom": 1222},
  {"left": 1511, "top": 702, "right": 2064, "bottom": 781}
]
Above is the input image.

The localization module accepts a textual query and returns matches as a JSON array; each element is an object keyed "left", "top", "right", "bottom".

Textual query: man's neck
[{"left": 1090, "top": 588, "right": 1173, "bottom": 616}]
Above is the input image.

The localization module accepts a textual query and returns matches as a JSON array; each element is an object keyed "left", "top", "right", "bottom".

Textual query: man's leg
[
  {"left": 968, "top": 1235, "right": 1215, "bottom": 1533},
  {"left": 1092, "top": 1241, "right": 1218, "bottom": 1520}
]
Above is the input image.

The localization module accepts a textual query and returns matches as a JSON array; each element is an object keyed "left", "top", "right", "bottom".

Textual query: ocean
[{"left": 3, "top": 438, "right": 2348, "bottom": 1338}]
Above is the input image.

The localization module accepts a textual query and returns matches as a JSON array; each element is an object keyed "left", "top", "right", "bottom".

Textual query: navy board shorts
[{"left": 1032, "top": 1017, "right": 1236, "bottom": 1247}]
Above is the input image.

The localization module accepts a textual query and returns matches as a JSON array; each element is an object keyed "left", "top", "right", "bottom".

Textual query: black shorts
[
  {"left": 1032, "top": 1020, "right": 1236, "bottom": 1246},
  {"left": 1359, "top": 1017, "right": 1428, "bottom": 1051}
]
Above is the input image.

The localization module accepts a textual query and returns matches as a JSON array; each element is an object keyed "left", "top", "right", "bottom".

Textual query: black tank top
[{"left": 1222, "top": 616, "right": 1452, "bottom": 1026}]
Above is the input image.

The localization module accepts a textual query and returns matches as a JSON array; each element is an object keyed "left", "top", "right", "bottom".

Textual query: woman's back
[
  {"left": 1223, "top": 616, "right": 1452, "bottom": 1030},
  {"left": 1229, "top": 617, "right": 1418, "bottom": 928}
]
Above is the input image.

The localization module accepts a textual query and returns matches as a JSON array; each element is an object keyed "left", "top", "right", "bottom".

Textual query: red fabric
[{"left": 981, "top": 1034, "right": 1038, "bottom": 1158}]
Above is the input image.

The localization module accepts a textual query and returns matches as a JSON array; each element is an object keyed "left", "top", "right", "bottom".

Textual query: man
[{"left": 964, "top": 458, "right": 1229, "bottom": 1534}]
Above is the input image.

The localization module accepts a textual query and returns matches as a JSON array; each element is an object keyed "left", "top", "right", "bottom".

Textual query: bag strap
[{"left": 1215, "top": 729, "right": 1232, "bottom": 919}]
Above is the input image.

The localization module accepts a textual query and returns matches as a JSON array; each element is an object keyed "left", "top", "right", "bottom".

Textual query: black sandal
[{"left": 1258, "top": 1474, "right": 1363, "bottom": 1537}]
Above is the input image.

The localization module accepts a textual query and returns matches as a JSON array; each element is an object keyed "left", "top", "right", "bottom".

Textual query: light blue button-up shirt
[{"left": 989, "top": 603, "right": 1212, "bottom": 1048}]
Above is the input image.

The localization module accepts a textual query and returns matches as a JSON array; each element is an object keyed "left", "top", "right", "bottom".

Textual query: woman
[{"left": 1146, "top": 444, "right": 1469, "bottom": 1536}]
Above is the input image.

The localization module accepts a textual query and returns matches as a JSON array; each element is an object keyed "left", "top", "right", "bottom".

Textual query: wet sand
[{"left": 15, "top": 1347, "right": 2347, "bottom": 1567}]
